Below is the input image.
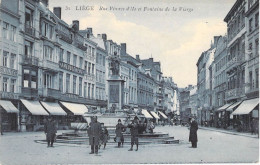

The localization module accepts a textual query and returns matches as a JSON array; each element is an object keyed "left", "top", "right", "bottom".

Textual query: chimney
[
  {"left": 101, "top": 33, "right": 107, "bottom": 41},
  {"left": 87, "top": 28, "right": 93, "bottom": 36},
  {"left": 121, "top": 43, "right": 126, "bottom": 56},
  {"left": 53, "top": 7, "right": 61, "bottom": 19},
  {"left": 136, "top": 55, "right": 140, "bottom": 61},
  {"left": 72, "top": 20, "right": 79, "bottom": 31},
  {"left": 97, "top": 34, "right": 101, "bottom": 38}
]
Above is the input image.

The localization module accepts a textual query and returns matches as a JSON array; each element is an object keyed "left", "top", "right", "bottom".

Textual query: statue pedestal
[{"left": 107, "top": 75, "right": 125, "bottom": 112}]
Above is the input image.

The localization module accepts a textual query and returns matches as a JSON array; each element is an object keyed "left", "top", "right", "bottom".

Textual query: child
[{"left": 99, "top": 123, "right": 109, "bottom": 149}]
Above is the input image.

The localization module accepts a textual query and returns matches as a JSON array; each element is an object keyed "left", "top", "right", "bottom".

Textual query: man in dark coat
[
  {"left": 128, "top": 116, "right": 139, "bottom": 151},
  {"left": 44, "top": 116, "right": 57, "bottom": 147},
  {"left": 189, "top": 117, "right": 198, "bottom": 148},
  {"left": 87, "top": 116, "right": 102, "bottom": 154},
  {"left": 115, "top": 119, "right": 125, "bottom": 147}
]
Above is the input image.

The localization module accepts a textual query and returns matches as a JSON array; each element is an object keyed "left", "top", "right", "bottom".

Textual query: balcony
[
  {"left": 25, "top": 24, "right": 35, "bottom": 37},
  {"left": 226, "top": 56, "right": 245, "bottom": 72},
  {"left": 59, "top": 61, "right": 85, "bottom": 75},
  {"left": 245, "top": 87, "right": 259, "bottom": 99},
  {"left": 42, "top": 60, "right": 59, "bottom": 71},
  {"left": 225, "top": 88, "right": 244, "bottom": 101},
  {"left": 0, "top": 66, "right": 18, "bottom": 76},
  {"left": 0, "top": 91, "right": 19, "bottom": 100},
  {"left": 22, "top": 55, "right": 39, "bottom": 66},
  {"left": 21, "top": 88, "right": 38, "bottom": 98},
  {"left": 85, "top": 73, "right": 95, "bottom": 81},
  {"left": 42, "top": 88, "right": 61, "bottom": 99}
]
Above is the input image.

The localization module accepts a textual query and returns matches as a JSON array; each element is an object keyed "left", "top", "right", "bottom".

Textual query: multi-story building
[
  {"left": 224, "top": 0, "right": 247, "bottom": 104},
  {"left": 0, "top": 0, "right": 20, "bottom": 131},
  {"left": 89, "top": 33, "right": 107, "bottom": 110},
  {"left": 189, "top": 85, "right": 198, "bottom": 118},
  {"left": 245, "top": 0, "right": 259, "bottom": 99},
  {"left": 179, "top": 85, "right": 193, "bottom": 124},
  {"left": 161, "top": 77, "right": 177, "bottom": 114}
]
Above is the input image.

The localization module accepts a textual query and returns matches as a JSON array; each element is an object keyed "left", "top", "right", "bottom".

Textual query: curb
[{"left": 199, "top": 127, "right": 259, "bottom": 139}]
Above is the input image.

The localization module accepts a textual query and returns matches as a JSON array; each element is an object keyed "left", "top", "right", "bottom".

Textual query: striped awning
[
  {"left": 21, "top": 99, "right": 49, "bottom": 116},
  {"left": 40, "top": 101, "right": 67, "bottom": 116},
  {"left": 158, "top": 111, "right": 167, "bottom": 119},
  {"left": 0, "top": 100, "right": 19, "bottom": 113},
  {"left": 141, "top": 109, "right": 153, "bottom": 119},
  {"left": 60, "top": 101, "right": 88, "bottom": 115},
  {"left": 150, "top": 111, "right": 160, "bottom": 119}
]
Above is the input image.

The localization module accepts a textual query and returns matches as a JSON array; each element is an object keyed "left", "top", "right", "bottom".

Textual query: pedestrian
[
  {"left": 87, "top": 116, "right": 102, "bottom": 154},
  {"left": 115, "top": 119, "right": 125, "bottom": 147},
  {"left": 99, "top": 123, "right": 109, "bottom": 149},
  {"left": 189, "top": 117, "right": 198, "bottom": 148},
  {"left": 128, "top": 116, "right": 139, "bottom": 151},
  {"left": 44, "top": 116, "right": 57, "bottom": 147},
  {"left": 146, "top": 120, "right": 155, "bottom": 133}
]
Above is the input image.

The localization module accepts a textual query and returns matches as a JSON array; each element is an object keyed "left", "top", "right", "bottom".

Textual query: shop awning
[
  {"left": 40, "top": 101, "right": 67, "bottom": 116},
  {"left": 232, "top": 98, "right": 259, "bottom": 115},
  {"left": 158, "top": 111, "right": 168, "bottom": 119},
  {"left": 141, "top": 109, "right": 153, "bottom": 119},
  {"left": 216, "top": 103, "right": 233, "bottom": 112},
  {"left": 0, "top": 100, "right": 19, "bottom": 113},
  {"left": 150, "top": 111, "right": 160, "bottom": 119},
  {"left": 21, "top": 99, "right": 49, "bottom": 116},
  {"left": 60, "top": 101, "right": 88, "bottom": 115},
  {"left": 226, "top": 101, "right": 243, "bottom": 111}
]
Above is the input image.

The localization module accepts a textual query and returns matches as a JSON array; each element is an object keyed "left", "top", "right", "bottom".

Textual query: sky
[{"left": 49, "top": 0, "right": 236, "bottom": 88}]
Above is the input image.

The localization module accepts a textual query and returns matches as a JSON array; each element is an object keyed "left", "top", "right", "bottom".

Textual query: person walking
[
  {"left": 115, "top": 119, "right": 125, "bottom": 147},
  {"left": 87, "top": 116, "right": 102, "bottom": 154},
  {"left": 44, "top": 116, "right": 57, "bottom": 147},
  {"left": 128, "top": 116, "right": 139, "bottom": 151},
  {"left": 189, "top": 117, "right": 198, "bottom": 148}
]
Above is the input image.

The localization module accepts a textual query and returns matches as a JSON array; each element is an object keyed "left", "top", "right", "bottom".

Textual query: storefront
[
  {"left": 231, "top": 98, "right": 259, "bottom": 132},
  {"left": 20, "top": 99, "right": 49, "bottom": 132},
  {"left": 0, "top": 100, "right": 19, "bottom": 132},
  {"left": 40, "top": 101, "right": 68, "bottom": 129}
]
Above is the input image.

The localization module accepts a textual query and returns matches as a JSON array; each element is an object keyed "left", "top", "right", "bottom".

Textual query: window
[
  {"left": 256, "top": 69, "right": 259, "bottom": 88},
  {"left": 92, "top": 84, "right": 94, "bottom": 98},
  {"left": 44, "top": 46, "right": 53, "bottom": 60},
  {"left": 66, "top": 74, "right": 70, "bottom": 93},
  {"left": 84, "top": 61, "right": 88, "bottom": 72},
  {"left": 3, "top": 22, "right": 8, "bottom": 39},
  {"left": 73, "top": 54, "right": 77, "bottom": 66},
  {"left": 92, "top": 64, "right": 95, "bottom": 74},
  {"left": 25, "top": 40, "right": 33, "bottom": 56},
  {"left": 73, "top": 75, "right": 77, "bottom": 94},
  {"left": 25, "top": 8, "right": 33, "bottom": 27},
  {"left": 256, "top": 39, "right": 259, "bottom": 56},
  {"left": 23, "top": 69, "right": 30, "bottom": 87},
  {"left": 59, "top": 48, "right": 64, "bottom": 62},
  {"left": 49, "top": 25, "right": 53, "bottom": 39},
  {"left": 10, "top": 25, "right": 16, "bottom": 41},
  {"left": 84, "top": 82, "right": 87, "bottom": 98},
  {"left": 256, "top": 13, "right": 259, "bottom": 27},
  {"left": 88, "top": 62, "right": 91, "bottom": 74},
  {"left": 42, "top": 21, "right": 48, "bottom": 37},
  {"left": 79, "top": 57, "right": 83, "bottom": 68},
  {"left": 96, "top": 53, "right": 99, "bottom": 64},
  {"left": 10, "top": 54, "right": 16, "bottom": 69},
  {"left": 249, "top": 43, "right": 253, "bottom": 58},
  {"left": 31, "top": 71, "right": 37, "bottom": 88},
  {"left": 59, "top": 72, "right": 63, "bottom": 92},
  {"left": 103, "top": 56, "right": 105, "bottom": 66},
  {"left": 96, "top": 88, "right": 99, "bottom": 100},
  {"left": 3, "top": 77, "right": 8, "bottom": 92},
  {"left": 67, "top": 51, "right": 71, "bottom": 64},
  {"left": 88, "top": 83, "right": 91, "bottom": 98},
  {"left": 79, "top": 77, "right": 82, "bottom": 96},
  {"left": 249, "top": 71, "right": 253, "bottom": 89},
  {"left": 10, "top": 79, "right": 16, "bottom": 93},
  {"left": 3, "top": 51, "right": 8, "bottom": 67},
  {"left": 92, "top": 48, "right": 95, "bottom": 57},
  {"left": 249, "top": 18, "right": 253, "bottom": 32},
  {"left": 43, "top": 73, "right": 53, "bottom": 88}
]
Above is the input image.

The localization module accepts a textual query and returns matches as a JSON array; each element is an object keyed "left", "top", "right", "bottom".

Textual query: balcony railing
[
  {"left": 42, "top": 60, "right": 59, "bottom": 71},
  {"left": 226, "top": 56, "right": 245, "bottom": 71},
  {"left": 0, "top": 66, "right": 18, "bottom": 76},
  {"left": 225, "top": 87, "right": 244, "bottom": 100},
  {"left": 59, "top": 61, "right": 85, "bottom": 75},
  {"left": 25, "top": 24, "right": 35, "bottom": 37},
  {"left": 0, "top": 91, "right": 19, "bottom": 100},
  {"left": 22, "top": 55, "right": 39, "bottom": 66},
  {"left": 42, "top": 88, "right": 61, "bottom": 99},
  {"left": 21, "top": 88, "right": 38, "bottom": 97}
]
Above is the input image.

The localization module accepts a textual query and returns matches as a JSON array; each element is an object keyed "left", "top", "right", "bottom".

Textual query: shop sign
[{"left": 252, "top": 110, "right": 259, "bottom": 118}]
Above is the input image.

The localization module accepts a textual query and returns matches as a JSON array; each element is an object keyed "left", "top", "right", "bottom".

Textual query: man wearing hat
[
  {"left": 189, "top": 117, "right": 198, "bottom": 148},
  {"left": 115, "top": 119, "right": 125, "bottom": 147},
  {"left": 127, "top": 116, "right": 140, "bottom": 151},
  {"left": 44, "top": 116, "right": 57, "bottom": 147},
  {"left": 87, "top": 116, "right": 102, "bottom": 154}
]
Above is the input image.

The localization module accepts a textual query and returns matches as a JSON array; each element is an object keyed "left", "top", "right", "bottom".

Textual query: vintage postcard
[{"left": 0, "top": 0, "right": 259, "bottom": 164}]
